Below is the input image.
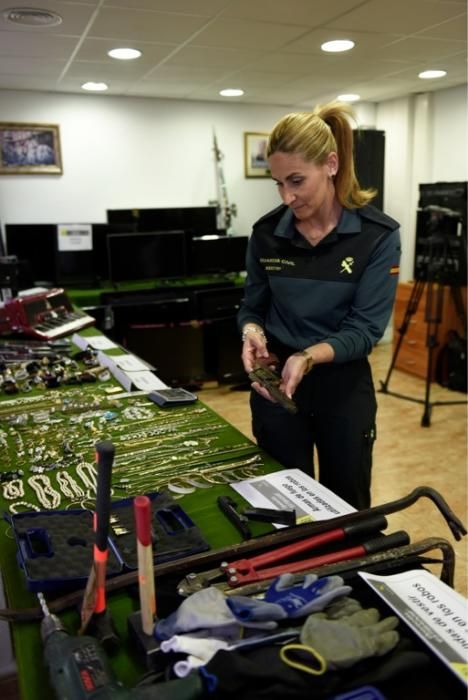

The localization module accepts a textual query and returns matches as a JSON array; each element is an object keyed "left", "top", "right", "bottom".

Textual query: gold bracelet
[{"left": 293, "top": 350, "right": 314, "bottom": 374}]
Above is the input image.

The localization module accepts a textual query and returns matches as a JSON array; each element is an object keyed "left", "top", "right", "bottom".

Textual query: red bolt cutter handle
[
  {"left": 227, "top": 530, "right": 409, "bottom": 586},
  {"left": 221, "top": 514, "right": 387, "bottom": 577}
]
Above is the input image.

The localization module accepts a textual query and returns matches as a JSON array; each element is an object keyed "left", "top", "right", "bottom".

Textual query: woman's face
[{"left": 268, "top": 151, "right": 338, "bottom": 220}]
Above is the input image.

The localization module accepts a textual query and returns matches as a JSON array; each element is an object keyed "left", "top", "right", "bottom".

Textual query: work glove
[
  {"left": 226, "top": 594, "right": 287, "bottom": 623},
  {"left": 155, "top": 587, "right": 277, "bottom": 641},
  {"left": 321, "top": 596, "right": 363, "bottom": 620},
  {"left": 155, "top": 587, "right": 239, "bottom": 641},
  {"left": 160, "top": 634, "right": 231, "bottom": 677},
  {"left": 263, "top": 573, "right": 352, "bottom": 618},
  {"left": 299, "top": 608, "right": 400, "bottom": 669}
]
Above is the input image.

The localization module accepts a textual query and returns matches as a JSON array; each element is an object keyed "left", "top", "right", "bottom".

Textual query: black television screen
[
  {"left": 189, "top": 235, "right": 248, "bottom": 275},
  {"left": 107, "top": 231, "right": 187, "bottom": 283},
  {"left": 5, "top": 223, "right": 56, "bottom": 284},
  {"left": 5, "top": 222, "right": 138, "bottom": 287},
  {"left": 89, "top": 223, "right": 137, "bottom": 283},
  {"left": 107, "top": 206, "right": 218, "bottom": 237}
]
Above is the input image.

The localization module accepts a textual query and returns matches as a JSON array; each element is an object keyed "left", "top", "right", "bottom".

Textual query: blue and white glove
[
  {"left": 226, "top": 594, "right": 287, "bottom": 623},
  {"left": 263, "top": 574, "right": 352, "bottom": 618}
]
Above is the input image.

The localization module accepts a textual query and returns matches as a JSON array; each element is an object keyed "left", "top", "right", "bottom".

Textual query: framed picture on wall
[
  {"left": 0, "top": 122, "right": 62, "bottom": 175},
  {"left": 244, "top": 131, "right": 270, "bottom": 178}
]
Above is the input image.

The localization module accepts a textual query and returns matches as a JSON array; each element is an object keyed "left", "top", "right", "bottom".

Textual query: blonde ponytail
[{"left": 267, "top": 101, "right": 376, "bottom": 208}]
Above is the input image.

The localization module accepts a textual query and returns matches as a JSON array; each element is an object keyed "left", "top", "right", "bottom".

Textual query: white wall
[
  {"left": 0, "top": 91, "right": 290, "bottom": 236},
  {"left": 0, "top": 87, "right": 466, "bottom": 280},
  {"left": 431, "top": 85, "right": 468, "bottom": 182}
]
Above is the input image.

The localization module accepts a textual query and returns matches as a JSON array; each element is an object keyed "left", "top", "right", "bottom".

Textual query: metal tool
[
  {"left": 217, "top": 495, "right": 251, "bottom": 540},
  {"left": 38, "top": 592, "right": 129, "bottom": 699},
  {"left": 1, "top": 486, "right": 464, "bottom": 622},
  {"left": 243, "top": 506, "right": 297, "bottom": 527},
  {"left": 38, "top": 592, "right": 203, "bottom": 699},
  {"left": 248, "top": 364, "right": 298, "bottom": 414},
  {"left": 216, "top": 537, "right": 457, "bottom": 598},
  {"left": 80, "top": 441, "right": 118, "bottom": 648},
  {"left": 178, "top": 516, "right": 409, "bottom": 593}
]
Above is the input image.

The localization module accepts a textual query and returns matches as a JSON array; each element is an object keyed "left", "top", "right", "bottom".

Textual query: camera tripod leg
[
  {"left": 379, "top": 279, "right": 425, "bottom": 394},
  {"left": 420, "top": 282, "right": 445, "bottom": 427}
]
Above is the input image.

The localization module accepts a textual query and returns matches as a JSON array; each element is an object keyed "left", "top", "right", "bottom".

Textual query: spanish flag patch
[{"left": 390, "top": 265, "right": 400, "bottom": 275}]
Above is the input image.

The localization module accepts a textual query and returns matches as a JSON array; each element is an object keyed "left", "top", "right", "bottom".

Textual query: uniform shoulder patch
[{"left": 361, "top": 204, "right": 400, "bottom": 231}]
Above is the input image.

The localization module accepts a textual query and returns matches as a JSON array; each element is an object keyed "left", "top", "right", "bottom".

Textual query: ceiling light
[
  {"left": 337, "top": 93, "right": 361, "bottom": 102},
  {"left": 81, "top": 82, "right": 108, "bottom": 92},
  {"left": 321, "top": 40, "right": 355, "bottom": 53},
  {"left": 3, "top": 7, "right": 62, "bottom": 26},
  {"left": 108, "top": 48, "right": 142, "bottom": 60},
  {"left": 219, "top": 88, "right": 244, "bottom": 97},
  {"left": 418, "top": 70, "right": 447, "bottom": 79}
]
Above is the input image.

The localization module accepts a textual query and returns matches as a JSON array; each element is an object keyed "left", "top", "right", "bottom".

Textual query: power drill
[
  {"left": 38, "top": 592, "right": 129, "bottom": 699},
  {"left": 38, "top": 593, "right": 204, "bottom": 700}
]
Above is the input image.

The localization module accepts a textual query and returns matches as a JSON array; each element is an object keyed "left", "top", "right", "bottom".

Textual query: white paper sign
[
  {"left": 98, "top": 352, "right": 151, "bottom": 372},
  {"left": 74, "top": 334, "right": 118, "bottom": 351},
  {"left": 57, "top": 224, "right": 92, "bottom": 251},
  {"left": 360, "top": 569, "right": 468, "bottom": 685},
  {"left": 113, "top": 354, "right": 152, "bottom": 371},
  {"left": 128, "top": 371, "right": 168, "bottom": 391},
  {"left": 232, "top": 468, "right": 355, "bottom": 527}
]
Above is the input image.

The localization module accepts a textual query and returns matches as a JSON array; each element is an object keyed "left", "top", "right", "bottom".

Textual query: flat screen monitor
[
  {"left": 5, "top": 223, "right": 56, "bottom": 284},
  {"left": 88, "top": 223, "right": 137, "bottom": 284},
  {"left": 189, "top": 235, "right": 248, "bottom": 275},
  {"left": 5, "top": 222, "right": 138, "bottom": 287},
  {"left": 107, "top": 230, "right": 187, "bottom": 283},
  {"left": 107, "top": 206, "right": 218, "bottom": 237}
]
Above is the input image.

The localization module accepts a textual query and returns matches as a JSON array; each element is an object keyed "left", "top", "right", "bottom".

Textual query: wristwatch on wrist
[{"left": 293, "top": 349, "right": 314, "bottom": 374}]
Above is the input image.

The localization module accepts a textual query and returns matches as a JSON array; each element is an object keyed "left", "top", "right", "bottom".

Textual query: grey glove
[
  {"left": 322, "top": 596, "right": 364, "bottom": 620},
  {"left": 299, "top": 609, "right": 400, "bottom": 669}
]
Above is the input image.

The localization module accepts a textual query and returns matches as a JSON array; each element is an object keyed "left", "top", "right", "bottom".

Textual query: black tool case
[{"left": 6, "top": 490, "right": 210, "bottom": 592}]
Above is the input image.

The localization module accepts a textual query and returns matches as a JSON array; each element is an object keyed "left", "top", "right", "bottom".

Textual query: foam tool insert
[
  {"left": 7, "top": 508, "right": 122, "bottom": 593},
  {"left": 109, "top": 490, "right": 210, "bottom": 570},
  {"left": 6, "top": 491, "right": 210, "bottom": 593}
]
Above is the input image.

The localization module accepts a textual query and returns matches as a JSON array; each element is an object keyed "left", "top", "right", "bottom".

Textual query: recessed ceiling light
[
  {"left": 418, "top": 70, "right": 447, "bottom": 79},
  {"left": 337, "top": 93, "right": 361, "bottom": 102},
  {"left": 321, "top": 40, "right": 355, "bottom": 53},
  {"left": 219, "top": 88, "right": 244, "bottom": 97},
  {"left": 3, "top": 7, "right": 62, "bottom": 26},
  {"left": 108, "top": 48, "right": 142, "bottom": 60},
  {"left": 81, "top": 82, "right": 108, "bottom": 92}
]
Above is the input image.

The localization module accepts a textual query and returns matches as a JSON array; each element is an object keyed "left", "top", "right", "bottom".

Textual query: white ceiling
[{"left": 0, "top": 0, "right": 466, "bottom": 107}]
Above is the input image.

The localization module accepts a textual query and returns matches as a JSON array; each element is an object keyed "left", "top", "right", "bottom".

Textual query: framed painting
[
  {"left": 244, "top": 131, "right": 270, "bottom": 178},
  {"left": 0, "top": 122, "right": 62, "bottom": 175}
]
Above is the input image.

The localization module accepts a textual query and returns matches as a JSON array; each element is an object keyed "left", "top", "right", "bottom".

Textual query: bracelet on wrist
[
  {"left": 293, "top": 350, "right": 314, "bottom": 374},
  {"left": 241, "top": 325, "right": 266, "bottom": 342}
]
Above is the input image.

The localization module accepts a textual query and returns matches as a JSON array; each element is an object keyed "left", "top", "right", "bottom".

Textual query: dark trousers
[{"left": 250, "top": 357, "right": 377, "bottom": 510}]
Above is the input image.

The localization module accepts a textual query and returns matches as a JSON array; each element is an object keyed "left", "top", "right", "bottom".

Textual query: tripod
[{"left": 379, "top": 216, "right": 467, "bottom": 427}]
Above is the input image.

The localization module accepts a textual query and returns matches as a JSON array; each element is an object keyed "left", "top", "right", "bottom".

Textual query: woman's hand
[
  {"left": 280, "top": 352, "right": 312, "bottom": 399},
  {"left": 241, "top": 325, "right": 269, "bottom": 373}
]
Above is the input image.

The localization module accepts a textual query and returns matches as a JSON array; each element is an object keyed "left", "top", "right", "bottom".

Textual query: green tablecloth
[
  {"left": 0, "top": 326, "right": 280, "bottom": 698},
  {"left": 68, "top": 275, "right": 245, "bottom": 309}
]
